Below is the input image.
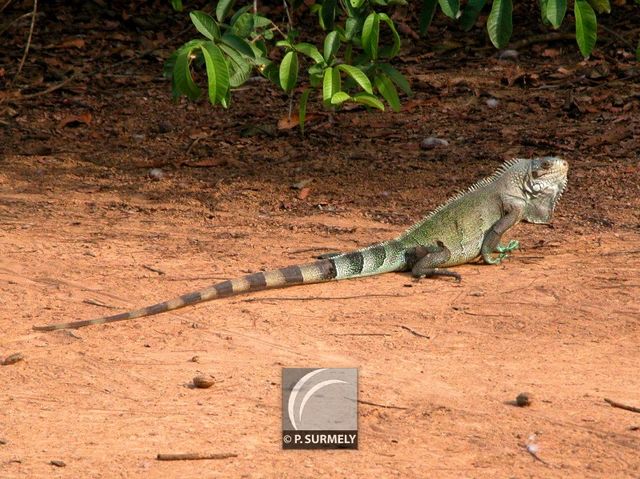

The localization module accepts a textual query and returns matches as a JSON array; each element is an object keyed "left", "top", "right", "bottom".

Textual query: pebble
[{"left": 420, "top": 137, "right": 449, "bottom": 150}]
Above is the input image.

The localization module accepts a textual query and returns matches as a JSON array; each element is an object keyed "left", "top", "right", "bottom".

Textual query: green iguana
[{"left": 34, "top": 157, "right": 568, "bottom": 331}]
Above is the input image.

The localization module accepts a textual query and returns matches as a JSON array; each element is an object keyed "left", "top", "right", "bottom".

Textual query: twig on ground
[
  {"left": 12, "top": 0, "right": 37, "bottom": 84},
  {"left": 599, "top": 24, "right": 635, "bottom": 49},
  {"left": 156, "top": 453, "right": 237, "bottom": 461},
  {"left": 604, "top": 398, "right": 640, "bottom": 414},
  {"left": 142, "top": 265, "right": 166, "bottom": 275},
  {"left": 330, "top": 333, "right": 391, "bottom": 337},
  {"left": 397, "top": 325, "right": 430, "bottom": 339},
  {"left": 357, "top": 399, "right": 408, "bottom": 410},
  {"left": 0, "top": 11, "right": 36, "bottom": 37},
  {"left": 83, "top": 299, "right": 116, "bottom": 309},
  {"left": 0, "top": 0, "right": 14, "bottom": 14},
  {"left": 602, "top": 249, "right": 640, "bottom": 257},
  {"left": 240, "top": 294, "right": 405, "bottom": 302}
]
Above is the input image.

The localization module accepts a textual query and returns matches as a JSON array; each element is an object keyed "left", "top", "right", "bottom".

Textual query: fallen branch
[
  {"left": 156, "top": 453, "right": 237, "bottom": 461},
  {"left": 604, "top": 398, "right": 640, "bottom": 414}
]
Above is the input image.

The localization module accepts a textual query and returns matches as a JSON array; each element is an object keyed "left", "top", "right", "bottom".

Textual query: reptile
[{"left": 34, "top": 156, "right": 568, "bottom": 331}]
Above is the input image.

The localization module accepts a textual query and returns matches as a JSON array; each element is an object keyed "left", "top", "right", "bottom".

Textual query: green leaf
[
  {"left": 322, "top": 66, "right": 341, "bottom": 105},
  {"left": 229, "top": 5, "right": 252, "bottom": 25},
  {"left": 350, "top": 0, "right": 366, "bottom": 7},
  {"left": 261, "top": 62, "right": 280, "bottom": 85},
  {"left": 375, "top": 74, "right": 401, "bottom": 112},
  {"left": 353, "top": 93, "right": 385, "bottom": 110},
  {"left": 345, "top": 17, "right": 362, "bottom": 41},
  {"left": 219, "top": 44, "right": 252, "bottom": 87},
  {"left": 172, "top": 44, "right": 201, "bottom": 100},
  {"left": 419, "top": 0, "right": 438, "bottom": 35},
  {"left": 373, "top": 74, "right": 400, "bottom": 112},
  {"left": 190, "top": 11, "right": 220, "bottom": 41},
  {"left": 587, "top": 0, "right": 610, "bottom": 13},
  {"left": 200, "top": 42, "right": 230, "bottom": 106},
  {"left": 487, "top": 0, "right": 513, "bottom": 49},
  {"left": 362, "top": 13, "right": 380, "bottom": 60},
  {"left": 331, "top": 91, "right": 352, "bottom": 104},
  {"left": 171, "top": 0, "right": 183, "bottom": 12},
  {"left": 337, "top": 64, "right": 373, "bottom": 94},
  {"left": 323, "top": 31, "right": 341, "bottom": 62},
  {"left": 320, "top": 0, "right": 338, "bottom": 30},
  {"left": 459, "top": 0, "right": 486, "bottom": 31},
  {"left": 216, "top": 0, "right": 236, "bottom": 22},
  {"left": 377, "top": 64, "right": 411, "bottom": 95},
  {"left": 574, "top": 0, "right": 597, "bottom": 57},
  {"left": 545, "top": 0, "right": 566, "bottom": 28},
  {"left": 279, "top": 51, "right": 299, "bottom": 93},
  {"left": 539, "top": 0, "right": 551, "bottom": 25},
  {"left": 295, "top": 42, "right": 324, "bottom": 63},
  {"left": 299, "top": 89, "right": 310, "bottom": 134},
  {"left": 221, "top": 33, "right": 256, "bottom": 58},
  {"left": 231, "top": 12, "right": 254, "bottom": 38},
  {"left": 378, "top": 13, "right": 401, "bottom": 58},
  {"left": 438, "top": 0, "right": 460, "bottom": 19}
]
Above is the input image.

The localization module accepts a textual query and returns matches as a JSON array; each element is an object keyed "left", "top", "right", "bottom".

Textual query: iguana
[{"left": 34, "top": 157, "right": 568, "bottom": 331}]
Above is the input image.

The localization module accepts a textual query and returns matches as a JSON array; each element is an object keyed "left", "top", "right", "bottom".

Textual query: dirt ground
[{"left": 1, "top": 1, "right": 640, "bottom": 478}]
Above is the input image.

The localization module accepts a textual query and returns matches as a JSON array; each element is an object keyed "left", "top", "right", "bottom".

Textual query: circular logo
[{"left": 283, "top": 434, "right": 292, "bottom": 444}]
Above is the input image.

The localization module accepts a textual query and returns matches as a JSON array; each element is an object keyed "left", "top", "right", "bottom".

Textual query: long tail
[{"left": 33, "top": 240, "right": 408, "bottom": 331}]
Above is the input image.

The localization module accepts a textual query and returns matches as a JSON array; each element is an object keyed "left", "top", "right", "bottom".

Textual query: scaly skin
[{"left": 34, "top": 157, "right": 568, "bottom": 331}]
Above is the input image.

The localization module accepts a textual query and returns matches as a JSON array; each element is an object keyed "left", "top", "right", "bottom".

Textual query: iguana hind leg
[{"left": 407, "top": 241, "right": 461, "bottom": 282}]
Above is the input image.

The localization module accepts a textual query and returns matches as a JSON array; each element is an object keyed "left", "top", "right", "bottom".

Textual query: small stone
[
  {"left": 420, "top": 137, "right": 449, "bottom": 150},
  {"left": 50, "top": 460, "right": 66, "bottom": 467},
  {"left": 148, "top": 168, "right": 165, "bottom": 181},
  {"left": 485, "top": 98, "right": 499, "bottom": 109},
  {"left": 516, "top": 392, "right": 532, "bottom": 407},
  {"left": 193, "top": 375, "right": 215, "bottom": 389},
  {"left": 190, "top": 355, "right": 200, "bottom": 363},
  {"left": 498, "top": 49, "right": 519, "bottom": 61},
  {"left": 2, "top": 353, "right": 24, "bottom": 366}
]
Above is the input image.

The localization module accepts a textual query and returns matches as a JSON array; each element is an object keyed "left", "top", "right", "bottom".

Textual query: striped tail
[{"left": 32, "top": 242, "right": 408, "bottom": 331}]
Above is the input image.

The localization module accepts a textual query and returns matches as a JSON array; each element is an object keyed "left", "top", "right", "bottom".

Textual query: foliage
[{"left": 167, "top": 0, "right": 618, "bottom": 130}]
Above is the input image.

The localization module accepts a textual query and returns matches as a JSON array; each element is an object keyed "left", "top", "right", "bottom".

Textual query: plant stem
[{"left": 12, "top": 0, "right": 37, "bottom": 84}]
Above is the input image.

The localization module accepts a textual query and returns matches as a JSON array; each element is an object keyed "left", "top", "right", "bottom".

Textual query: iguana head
[{"left": 521, "top": 156, "right": 568, "bottom": 224}]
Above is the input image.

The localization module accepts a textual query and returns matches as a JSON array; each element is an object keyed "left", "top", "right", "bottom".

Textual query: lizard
[{"left": 33, "top": 156, "right": 568, "bottom": 331}]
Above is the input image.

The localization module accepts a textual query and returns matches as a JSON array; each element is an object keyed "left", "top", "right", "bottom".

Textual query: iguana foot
[{"left": 496, "top": 240, "right": 519, "bottom": 254}]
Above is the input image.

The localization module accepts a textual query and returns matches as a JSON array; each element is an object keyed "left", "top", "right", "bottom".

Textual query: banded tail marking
[{"left": 33, "top": 259, "right": 338, "bottom": 331}]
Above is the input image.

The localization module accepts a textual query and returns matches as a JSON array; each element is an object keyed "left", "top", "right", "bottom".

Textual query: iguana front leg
[
  {"left": 481, "top": 208, "right": 523, "bottom": 265},
  {"left": 407, "top": 241, "right": 461, "bottom": 281}
]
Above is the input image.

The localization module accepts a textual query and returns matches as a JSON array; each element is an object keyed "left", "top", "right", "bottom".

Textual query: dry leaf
[
  {"left": 56, "top": 38, "right": 86, "bottom": 49},
  {"left": 298, "top": 187, "right": 311, "bottom": 200},
  {"left": 58, "top": 113, "right": 92, "bottom": 128},
  {"left": 277, "top": 113, "right": 319, "bottom": 130}
]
